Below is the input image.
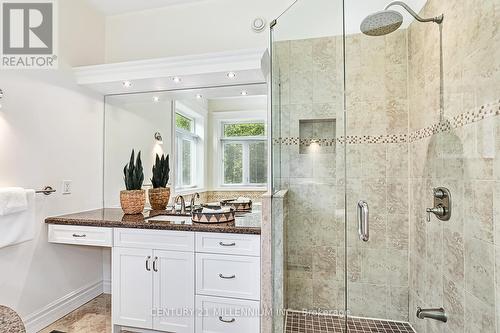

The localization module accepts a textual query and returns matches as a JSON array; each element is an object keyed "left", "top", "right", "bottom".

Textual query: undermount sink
[{"left": 145, "top": 214, "right": 191, "bottom": 224}]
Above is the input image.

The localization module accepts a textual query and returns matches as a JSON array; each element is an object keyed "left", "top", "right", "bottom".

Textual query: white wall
[
  {"left": 0, "top": 0, "right": 106, "bottom": 330},
  {"left": 104, "top": 0, "right": 428, "bottom": 62},
  {"left": 104, "top": 0, "right": 291, "bottom": 62}
]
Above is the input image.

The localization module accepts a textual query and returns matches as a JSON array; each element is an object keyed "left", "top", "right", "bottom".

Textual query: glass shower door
[
  {"left": 343, "top": 14, "right": 412, "bottom": 330},
  {"left": 270, "top": 0, "right": 347, "bottom": 331}
]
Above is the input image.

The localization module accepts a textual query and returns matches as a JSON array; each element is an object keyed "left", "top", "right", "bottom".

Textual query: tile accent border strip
[
  {"left": 273, "top": 100, "right": 500, "bottom": 145},
  {"left": 273, "top": 138, "right": 337, "bottom": 146},
  {"left": 409, "top": 99, "right": 500, "bottom": 142}
]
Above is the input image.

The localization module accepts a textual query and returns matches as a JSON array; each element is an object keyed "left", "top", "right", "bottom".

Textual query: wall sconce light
[
  {"left": 154, "top": 132, "right": 163, "bottom": 144},
  {"left": 0, "top": 89, "right": 3, "bottom": 109}
]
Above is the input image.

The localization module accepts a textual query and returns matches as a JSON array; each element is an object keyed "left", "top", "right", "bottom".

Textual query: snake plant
[
  {"left": 151, "top": 154, "right": 170, "bottom": 188},
  {"left": 123, "top": 149, "right": 144, "bottom": 190}
]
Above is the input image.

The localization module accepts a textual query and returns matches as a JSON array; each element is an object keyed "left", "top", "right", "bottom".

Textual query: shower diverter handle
[{"left": 357, "top": 201, "right": 369, "bottom": 242}]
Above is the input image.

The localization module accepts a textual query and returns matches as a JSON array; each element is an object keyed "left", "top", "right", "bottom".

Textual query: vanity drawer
[
  {"left": 114, "top": 228, "right": 194, "bottom": 252},
  {"left": 48, "top": 224, "right": 112, "bottom": 247},
  {"left": 196, "top": 295, "right": 260, "bottom": 333},
  {"left": 196, "top": 253, "right": 260, "bottom": 300},
  {"left": 195, "top": 232, "right": 260, "bottom": 257}
]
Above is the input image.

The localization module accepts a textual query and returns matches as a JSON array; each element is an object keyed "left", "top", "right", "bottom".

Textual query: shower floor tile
[{"left": 285, "top": 311, "right": 416, "bottom": 333}]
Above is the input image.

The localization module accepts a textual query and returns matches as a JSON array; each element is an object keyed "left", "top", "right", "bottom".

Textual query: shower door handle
[{"left": 357, "top": 200, "right": 369, "bottom": 242}]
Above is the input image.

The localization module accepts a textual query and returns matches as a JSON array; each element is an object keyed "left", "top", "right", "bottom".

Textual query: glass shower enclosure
[{"left": 271, "top": 0, "right": 500, "bottom": 332}]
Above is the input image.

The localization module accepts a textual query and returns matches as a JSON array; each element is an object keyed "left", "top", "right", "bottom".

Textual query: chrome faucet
[
  {"left": 190, "top": 192, "right": 200, "bottom": 211},
  {"left": 174, "top": 195, "right": 186, "bottom": 215},
  {"left": 416, "top": 307, "right": 447, "bottom": 323}
]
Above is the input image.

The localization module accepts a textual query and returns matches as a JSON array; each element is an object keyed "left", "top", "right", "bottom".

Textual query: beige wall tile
[
  {"left": 464, "top": 237, "right": 495, "bottom": 307},
  {"left": 464, "top": 291, "right": 495, "bottom": 333},
  {"left": 443, "top": 276, "right": 465, "bottom": 333}
]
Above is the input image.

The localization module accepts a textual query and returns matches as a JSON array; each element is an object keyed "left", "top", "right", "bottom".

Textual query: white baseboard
[
  {"left": 24, "top": 280, "right": 104, "bottom": 333},
  {"left": 103, "top": 279, "right": 112, "bottom": 294}
]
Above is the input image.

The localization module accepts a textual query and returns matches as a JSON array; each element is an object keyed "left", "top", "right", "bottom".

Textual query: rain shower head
[
  {"left": 360, "top": 1, "right": 443, "bottom": 37},
  {"left": 360, "top": 10, "right": 403, "bottom": 36}
]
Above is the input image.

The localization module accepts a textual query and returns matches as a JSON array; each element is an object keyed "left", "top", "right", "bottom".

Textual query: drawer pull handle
[
  {"left": 72, "top": 234, "right": 86, "bottom": 238},
  {"left": 219, "top": 273, "right": 236, "bottom": 279},
  {"left": 219, "top": 242, "right": 236, "bottom": 247},
  {"left": 146, "top": 256, "right": 151, "bottom": 271},
  {"left": 153, "top": 256, "right": 158, "bottom": 272},
  {"left": 219, "top": 317, "right": 235, "bottom": 323}
]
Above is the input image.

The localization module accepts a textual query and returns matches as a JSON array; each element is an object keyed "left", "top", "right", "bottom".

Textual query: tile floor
[
  {"left": 285, "top": 311, "right": 416, "bottom": 333},
  {"left": 39, "top": 294, "right": 111, "bottom": 333},
  {"left": 38, "top": 295, "right": 416, "bottom": 333}
]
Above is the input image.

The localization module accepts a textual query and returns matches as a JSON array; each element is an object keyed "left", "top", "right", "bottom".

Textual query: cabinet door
[
  {"left": 112, "top": 247, "right": 153, "bottom": 329},
  {"left": 153, "top": 250, "right": 195, "bottom": 333}
]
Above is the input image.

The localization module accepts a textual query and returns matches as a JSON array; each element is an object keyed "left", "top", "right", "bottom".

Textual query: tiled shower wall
[
  {"left": 407, "top": 0, "right": 500, "bottom": 333},
  {"left": 275, "top": 30, "right": 411, "bottom": 320}
]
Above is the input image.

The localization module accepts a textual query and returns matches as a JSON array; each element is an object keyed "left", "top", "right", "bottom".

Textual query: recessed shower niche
[{"left": 298, "top": 118, "right": 336, "bottom": 154}]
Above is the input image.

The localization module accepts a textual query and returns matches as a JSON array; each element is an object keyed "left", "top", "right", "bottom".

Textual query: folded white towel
[
  {"left": 0, "top": 189, "right": 35, "bottom": 248},
  {"left": 235, "top": 197, "right": 251, "bottom": 203},
  {"left": 202, "top": 207, "right": 231, "bottom": 214},
  {"left": 0, "top": 187, "right": 28, "bottom": 216}
]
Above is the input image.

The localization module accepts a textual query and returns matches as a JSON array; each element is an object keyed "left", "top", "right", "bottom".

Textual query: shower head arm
[{"left": 385, "top": 1, "right": 443, "bottom": 24}]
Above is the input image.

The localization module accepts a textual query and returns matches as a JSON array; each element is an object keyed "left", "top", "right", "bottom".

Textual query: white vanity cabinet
[
  {"left": 112, "top": 229, "right": 195, "bottom": 333},
  {"left": 48, "top": 224, "right": 261, "bottom": 333},
  {"left": 194, "top": 232, "right": 261, "bottom": 333}
]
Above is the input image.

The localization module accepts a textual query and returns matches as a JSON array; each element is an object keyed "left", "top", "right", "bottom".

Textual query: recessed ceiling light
[
  {"left": 195, "top": 94, "right": 203, "bottom": 99},
  {"left": 226, "top": 72, "right": 236, "bottom": 79},
  {"left": 172, "top": 76, "right": 182, "bottom": 83},
  {"left": 152, "top": 96, "right": 160, "bottom": 103},
  {"left": 122, "top": 81, "right": 132, "bottom": 88},
  {"left": 240, "top": 90, "right": 248, "bottom": 96}
]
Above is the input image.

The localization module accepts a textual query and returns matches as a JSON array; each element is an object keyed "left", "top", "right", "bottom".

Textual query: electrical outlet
[{"left": 62, "top": 180, "right": 72, "bottom": 194}]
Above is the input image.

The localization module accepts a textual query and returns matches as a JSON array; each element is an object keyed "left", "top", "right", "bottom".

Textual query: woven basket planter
[
  {"left": 221, "top": 199, "right": 252, "bottom": 212},
  {"left": 120, "top": 190, "right": 146, "bottom": 215},
  {"left": 192, "top": 207, "right": 235, "bottom": 224},
  {"left": 148, "top": 187, "right": 170, "bottom": 210}
]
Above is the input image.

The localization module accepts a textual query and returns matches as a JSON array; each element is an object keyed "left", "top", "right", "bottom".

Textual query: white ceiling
[
  {"left": 87, "top": 0, "right": 208, "bottom": 15},
  {"left": 88, "top": 0, "right": 428, "bottom": 35}
]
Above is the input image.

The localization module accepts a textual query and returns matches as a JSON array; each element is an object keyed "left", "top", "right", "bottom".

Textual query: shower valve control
[{"left": 426, "top": 187, "right": 451, "bottom": 222}]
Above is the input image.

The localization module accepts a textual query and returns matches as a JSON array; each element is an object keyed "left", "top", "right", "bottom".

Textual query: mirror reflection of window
[
  {"left": 174, "top": 103, "right": 203, "bottom": 191},
  {"left": 221, "top": 122, "right": 267, "bottom": 186},
  {"left": 208, "top": 93, "right": 268, "bottom": 190}
]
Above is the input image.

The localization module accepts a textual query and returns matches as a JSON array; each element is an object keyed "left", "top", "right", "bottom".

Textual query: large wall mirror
[{"left": 103, "top": 83, "right": 268, "bottom": 208}]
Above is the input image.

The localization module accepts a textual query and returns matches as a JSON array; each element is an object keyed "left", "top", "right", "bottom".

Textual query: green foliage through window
[
  {"left": 224, "top": 123, "right": 265, "bottom": 137},
  {"left": 223, "top": 143, "right": 243, "bottom": 184},
  {"left": 176, "top": 113, "right": 193, "bottom": 132}
]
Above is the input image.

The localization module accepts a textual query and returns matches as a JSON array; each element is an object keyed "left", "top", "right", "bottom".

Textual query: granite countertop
[{"left": 45, "top": 205, "right": 261, "bottom": 235}]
